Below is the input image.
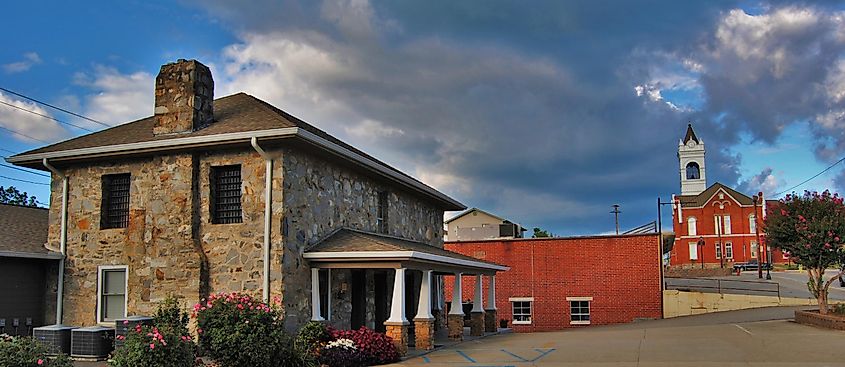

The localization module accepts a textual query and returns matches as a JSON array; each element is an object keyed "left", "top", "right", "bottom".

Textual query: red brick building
[
  {"left": 443, "top": 234, "right": 663, "bottom": 332},
  {"left": 670, "top": 125, "right": 788, "bottom": 268}
]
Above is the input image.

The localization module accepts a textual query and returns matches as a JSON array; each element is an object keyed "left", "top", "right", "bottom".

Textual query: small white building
[{"left": 444, "top": 208, "right": 525, "bottom": 241}]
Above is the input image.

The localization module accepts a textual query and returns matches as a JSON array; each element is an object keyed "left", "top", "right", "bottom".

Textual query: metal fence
[{"left": 665, "top": 277, "right": 780, "bottom": 298}]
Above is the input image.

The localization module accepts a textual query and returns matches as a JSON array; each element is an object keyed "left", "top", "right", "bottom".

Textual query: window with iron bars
[
  {"left": 101, "top": 173, "right": 130, "bottom": 229},
  {"left": 211, "top": 165, "right": 242, "bottom": 224}
]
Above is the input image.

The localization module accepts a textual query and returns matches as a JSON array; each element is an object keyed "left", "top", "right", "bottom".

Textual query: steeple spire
[{"left": 683, "top": 123, "right": 699, "bottom": 144}]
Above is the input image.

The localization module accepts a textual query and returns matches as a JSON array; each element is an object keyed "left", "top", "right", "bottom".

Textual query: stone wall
[{"left": 280, "top": 148, "right": 443, "bottom": 330}]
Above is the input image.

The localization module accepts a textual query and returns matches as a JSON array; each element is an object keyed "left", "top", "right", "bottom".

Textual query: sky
[{"left": 1, "top": 0, "right": 845, "bottom": 236}]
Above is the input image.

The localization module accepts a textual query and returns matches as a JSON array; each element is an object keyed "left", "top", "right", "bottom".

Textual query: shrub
[
  {"left": 296, "top": 321, "right": 331, "bottom": 356},
  {"left": 109, "top": 324, "right": 196, "bottom": 367},
  {"left": 194, "top": 292, "right": 314, "bottom": 367},
  {"left": 328, "top": 327, "right": 400, "bottom": 365},
  {"left": 317, "top": 338, "right": 367, "bottom": 367},
  {"left": 0, "top": 334, "right": 73, "bottom": 367},
  {"left": 834, "top": 303, "right": 845, "bottom": 316},
  {"left": 111, "top": 298, "right": 197, "bottom": 367}
]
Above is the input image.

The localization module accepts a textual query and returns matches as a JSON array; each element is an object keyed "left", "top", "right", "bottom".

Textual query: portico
[{"left": 304, "top": 228, "right": 508, "bottom": 355}]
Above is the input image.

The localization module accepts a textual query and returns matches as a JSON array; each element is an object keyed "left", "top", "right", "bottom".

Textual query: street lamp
[
  {"left": 753, "top": 195, "right": 763, "bottom": 279},
  {"left": 765, "top": 242, "right": 772, "bottom": 280},
  {"left": 697, "top": 236, "right": 705, "bottom": 269}
]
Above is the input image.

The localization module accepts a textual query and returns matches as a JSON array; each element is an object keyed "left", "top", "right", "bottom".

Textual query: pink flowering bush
[
  {"left": 0, "top": 334, "right": 73, "bottom": 367},
  {"left": 193, "top": 292, "right": 314, "bottom": 367},
  {"left": 327, "top": 327, "right": 400, "bottom": 365},
  {"left": 110, "top": 297, "right": 197, "bottom": 367},
  {"left": 766, "top": 190, "right": 845, "bottom": 314}
]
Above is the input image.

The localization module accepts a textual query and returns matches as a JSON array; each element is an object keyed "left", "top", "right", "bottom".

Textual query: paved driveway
[
  {"left": 668, "top": 269, "right": 845, "bottom": 301},
  {"left": 716, "top": 269, "right": 845, "bottom": 300},
  {"left": 395, "top": 306, "right": 845, "bottom": 366}
]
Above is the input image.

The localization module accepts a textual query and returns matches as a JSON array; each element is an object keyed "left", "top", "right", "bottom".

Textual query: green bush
[
  {"left": 833, "top": 303, "right": 845, "bottom": 316},
  {"left": 295, "top": 321, "right": 331, "bottom": 354},
  {"left": 110, "top": 297, "right": 197, "bottom": 367},
  {"left": 194, "top": 292, "right": 315, "bottom": 367},
  {"left": 0, "top": 334, "right": 73, "bottom": 367}
]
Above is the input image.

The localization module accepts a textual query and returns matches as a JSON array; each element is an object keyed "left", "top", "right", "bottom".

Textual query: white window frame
[
  {"left": 714, "top": 215, "right": 721, "bottom": 235},
  {"left": 750, "top": 241, "right": 758, "bottom": 258},
  {"left": 687, "top": 217, "right": 697, "bottom": 236},
  {"left": 567, "top": 296, "right": 592, "bottom": 325},
  {"left": 723, "top": 215, "right": 731, "bottom": 235},
  {"left": 96, "top": 265, "right": 128, "bottom": 324},
  {"left": 509, "top": 297, "right": 533, "bottom": 325},
  {"left": 688, "top": 242, "right": 698, "bottom": 261},
  {"left": 715, "top": 243, "right": 722, "bottom": 259},
  {"left": 725, "top": 242, "right": 733, "bottom": 259},
  {"left": 749, "top": 214, "right": 757, "bottom": 234}
]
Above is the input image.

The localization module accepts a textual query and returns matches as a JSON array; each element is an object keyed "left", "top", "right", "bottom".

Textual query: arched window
[
  {"left": 686, "top": 162, "right": 700, "bottom": 179},
  {"left": 687, "top": 217, "right": 697, "bottom": 236}
]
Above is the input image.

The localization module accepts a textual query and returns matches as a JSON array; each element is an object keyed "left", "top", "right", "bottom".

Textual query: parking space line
[
  {"left": 500, "top": 349, "right": 529, "bottom": 362},
  {"left": 734, "top": 324, "right": 753, "bottom": 335},
  {"left": 456, "top": 350, "right": 477, "bottom": 363},
  {"left": 532, "top": 348, "right": 555, "bottom": 362}
]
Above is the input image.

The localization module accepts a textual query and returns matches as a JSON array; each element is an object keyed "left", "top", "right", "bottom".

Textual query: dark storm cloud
[{"left": 184, "top": 0, "right": 845, "bottom": 234}]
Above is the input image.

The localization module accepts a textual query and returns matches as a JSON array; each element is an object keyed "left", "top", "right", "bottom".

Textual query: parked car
[{"left": 733, "top": 259, "right": 772, "bottom": 271}]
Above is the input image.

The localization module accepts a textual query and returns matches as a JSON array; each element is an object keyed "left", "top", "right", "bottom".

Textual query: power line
[
  {"left": 0, "top": 148, "right": 17, "bottom": 155},
  {"left": 0, "top": 125, "right": 49, "bottom": 143},
  {"left": 0, "top": 100, "right": 95, "bottom": 132},
  {"left": 774, "top": 156, "right": 845, "bottom": 197},
  {"left": 0, "top": 174, "right": 49, "bottom": 186},
  {"left": 0, "top": 163, "right": 49, "bottom": 177},
  {"left": 0, "top": 86, "right": 110, "bottom": 127}
]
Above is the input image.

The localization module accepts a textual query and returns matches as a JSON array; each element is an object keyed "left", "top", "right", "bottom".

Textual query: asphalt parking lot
[{"left": 395, "top": 306, "right": 845, "bottom": 366}]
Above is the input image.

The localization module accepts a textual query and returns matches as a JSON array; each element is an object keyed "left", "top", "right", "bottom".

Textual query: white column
[
  {"left": 311, "top": 268, "right": 324, "bottom": 321},
  {"left": 415, "top": 270, "right": 433, "bottom": 320},
  {"left": 387, "top": 268, "right": 408, "bottom": 324},
  {"left": 472, "top": 275, "right": 484, "bottom": 313},
  {"left": 486, "top": 275, "right": 497, "bottom": 310},
  {"left": 449, "top": 273, "right": 464, "bottom": 315}
]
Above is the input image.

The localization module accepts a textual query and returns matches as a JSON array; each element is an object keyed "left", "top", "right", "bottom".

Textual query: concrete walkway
[{"left": 395, "top": 306, "right": 845, "bottom": 366}]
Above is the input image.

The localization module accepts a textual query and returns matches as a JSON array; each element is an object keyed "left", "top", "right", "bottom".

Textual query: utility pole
[
  {"left": 611, "top": 204, "right": 621, "bottom": 235},
  {"left": 753, "top": 195, "right": 763, "bottom": 279}
]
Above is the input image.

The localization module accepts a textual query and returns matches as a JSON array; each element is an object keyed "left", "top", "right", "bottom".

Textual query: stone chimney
[{"left": 153, "top": 59, "right": 214, "bottom": 135}]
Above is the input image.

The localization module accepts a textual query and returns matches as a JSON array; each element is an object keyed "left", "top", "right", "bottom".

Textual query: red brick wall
[{"left": 444, "top": 234, "right": 662, "bottom": 332}]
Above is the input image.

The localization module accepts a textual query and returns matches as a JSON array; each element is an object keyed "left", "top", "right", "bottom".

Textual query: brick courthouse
[{"left": 444, "top": 234, "right": 663, "bottom": 332}]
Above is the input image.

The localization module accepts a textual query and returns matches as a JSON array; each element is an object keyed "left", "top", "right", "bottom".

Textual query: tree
[
  {"left": 764, "top": 190, "right": 845, "bottom": 314},
  {"left": 532, "top": 227, "right": 552, "bottom": 238},
  {"left": 0, "top": 186, "right": 39, "bottom": 207}
]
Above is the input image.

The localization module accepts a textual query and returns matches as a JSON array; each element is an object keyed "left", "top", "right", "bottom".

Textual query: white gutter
[
  {"left": 250, "top": 137, "right": 273, "bottom": 303},
  {"left": 7, "top": 127, "right": 464, "bottom": 210},
  {"left": 42, "top": 158, "right": 67, "bottom": 325},
  {"left": 303, "top": 250, "right": 510, "bottom": 272}
]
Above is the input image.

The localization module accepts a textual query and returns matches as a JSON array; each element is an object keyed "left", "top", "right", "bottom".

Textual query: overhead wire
[
  {"left": 0, "top": 100, "right": 95, "bottom": 132},
  {"left": 0, "top": 125, "right": 49, "bottom": 143},
  {"left": 0, "top": 86, "right": 110, "bottom": 127},
  {"left": 773, "top": 156, "right": 845, "bottom": 197}
]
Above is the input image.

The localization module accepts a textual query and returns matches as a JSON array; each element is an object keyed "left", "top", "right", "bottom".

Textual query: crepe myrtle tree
[{"left": 764, "top": 190, "right": 845, "bottom": 314}]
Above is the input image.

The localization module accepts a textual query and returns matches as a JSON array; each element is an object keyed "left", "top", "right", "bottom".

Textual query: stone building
[{"left": 8, "top": 59, "right": 506, "bottom": 354}]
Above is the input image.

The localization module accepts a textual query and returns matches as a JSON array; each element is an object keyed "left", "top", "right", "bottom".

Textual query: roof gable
[
  {"left": 683, "top": 124, "right": 700, "bottom": 144},
  {"left": 677, "top": 182, "right": 754, "bottom": 208},
  {"left": 445, "top": 207, "right": 505, "bottom": 224}
]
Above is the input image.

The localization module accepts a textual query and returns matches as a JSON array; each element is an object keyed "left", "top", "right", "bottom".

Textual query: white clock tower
[{"left": 678, "top": 124, "right": 706, "bottom": 195}]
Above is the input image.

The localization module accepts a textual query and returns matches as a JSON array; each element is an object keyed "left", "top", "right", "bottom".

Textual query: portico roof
[{"left": 304, "top": 228, "right": 508, "bottom": 275}]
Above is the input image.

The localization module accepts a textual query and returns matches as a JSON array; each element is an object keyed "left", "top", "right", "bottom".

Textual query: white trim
[
  {"left": 512, "top": 320, "right": 532, "bottom": 325},
  {"left": 565, "top": 296, "right": 593, "bottom": 301},
  {"left": 303, "top": 250, "right": 509, "bottom": 271},
  {"left": 570, "top": 320, "right": 591, "bottom": 325},
  {"left": 387, "top": 268, "right": 408, "bottom": 324},
  {"left": 508, "top": 297, "right": 534, "bottom": 302},
  {"left": 96, "top": 265, "right": 128, "bottom": 325},
  {"left": 678, "top": 234, "right": 758, "bottom": 240},
  {"left": 415, "top": 270, "right": 433, "bottom": 320},
  {"left": 311, "top": 268, "right": 324, "bottom": 321}
]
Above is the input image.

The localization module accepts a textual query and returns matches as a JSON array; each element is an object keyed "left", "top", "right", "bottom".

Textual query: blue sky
[{"left": 1, "top": 1, "right": 844, "bottom": 235}]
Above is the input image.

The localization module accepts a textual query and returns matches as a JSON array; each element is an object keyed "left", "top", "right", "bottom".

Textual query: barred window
[
  {"left": 377, "top": 191, "right": 388, "bottom": 234},
  {"left": 101, "top": 173, "right": 130, "bottom": 229},
  {"left": 211, "top": 165, "right": 242, "bottom": 224}
]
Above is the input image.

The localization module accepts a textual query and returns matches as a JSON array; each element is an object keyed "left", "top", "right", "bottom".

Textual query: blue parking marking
[
  {"left": 500, "top": 349, "right": 529, "bottom": 362},
  {"left": 456, "top": 350, "right": 477, "bottom": 363},
  {"left": 421, "top": 356, "right": 430, "bottom": 363},
  {"left": 532, "top": 348, "right": 555, "bottom": 362}
]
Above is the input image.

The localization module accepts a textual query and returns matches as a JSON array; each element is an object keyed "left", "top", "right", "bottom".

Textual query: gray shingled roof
[
  {"left": 0, "top": 204, "right": 57, "bottom": 257},
  {"left": 307, "top": 228, "right": 506, "bottom": 268}
]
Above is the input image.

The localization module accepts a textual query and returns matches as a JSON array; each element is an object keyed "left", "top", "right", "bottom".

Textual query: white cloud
[
  {"left": 0, "top": 92, "right": 67, "bottom": 143},
  {"left": 3, "top": 52, "right": 42, "bottom": 74},
  {"left": 72, "top": 66, "right": 155, "bottom": 127}
]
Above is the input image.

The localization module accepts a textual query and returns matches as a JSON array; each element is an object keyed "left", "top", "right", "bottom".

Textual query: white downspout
[
  {"left": 251, "top": 137, "right": 273, "bottom": 303},
  {"left": 42, "top": 158, "right": 67, "bottom": 325}
]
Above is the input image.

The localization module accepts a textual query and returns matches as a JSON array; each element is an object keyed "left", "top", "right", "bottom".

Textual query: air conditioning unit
[
  {"left": 70, "top": 326, "right": 115, "bottom": 360},
  {"left": 33, "top": 325, "right": 78, "bottom": 355},
  {"left": 114, "top": 316, "right": 154, "bottom": 349}
]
